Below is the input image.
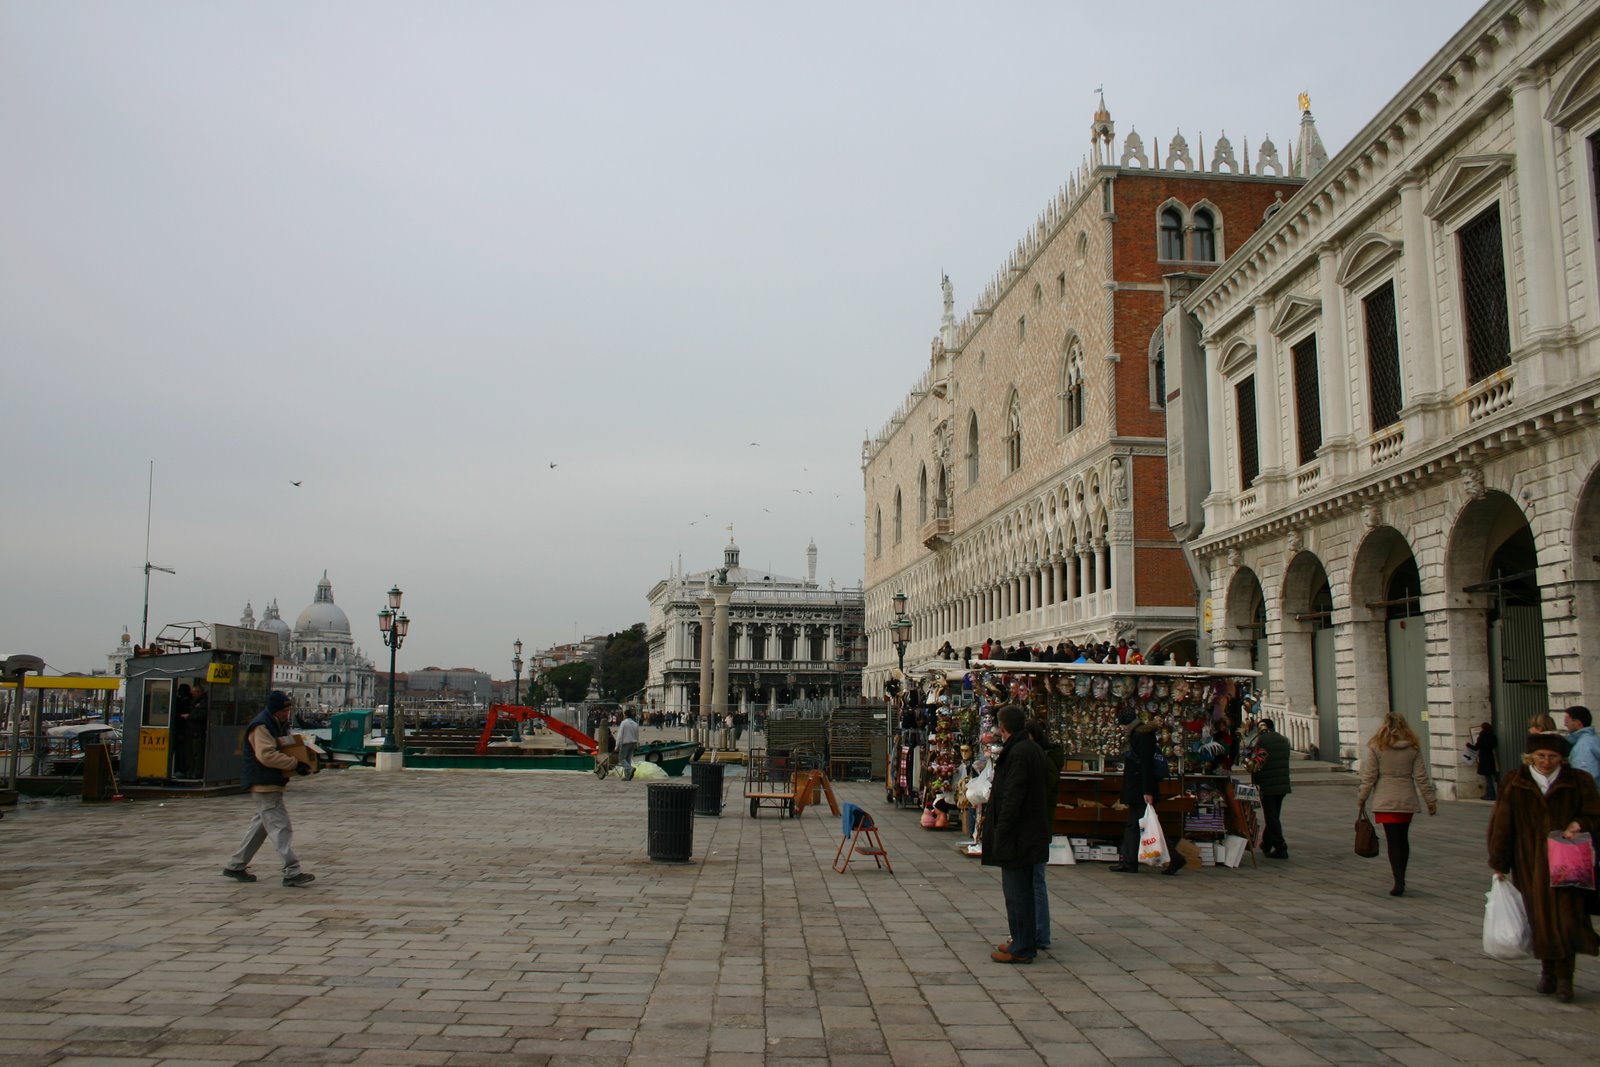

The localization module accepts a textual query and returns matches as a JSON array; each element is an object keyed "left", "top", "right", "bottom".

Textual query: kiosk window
[{"left": 143, "top": 679, "right": 172, "bottom": 727}]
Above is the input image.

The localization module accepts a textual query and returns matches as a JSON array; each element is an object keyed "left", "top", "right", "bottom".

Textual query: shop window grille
[
  {"left": 1459, "top": 204, "right": 1510, "bottom": 382},
  {"left": 1236, "top": 375, "right": 1260, "bottom": 488},
  {"left": 1363, "top": 282, "right": 1403, "bottom": 430},
  {"left": 1291, "top": 335, "right": 1322, "bottom": 465}
]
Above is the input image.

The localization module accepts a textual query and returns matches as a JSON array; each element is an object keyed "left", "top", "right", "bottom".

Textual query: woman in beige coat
[{"left": 1357, "top": 712, "right": 1437, "bottom": 896}]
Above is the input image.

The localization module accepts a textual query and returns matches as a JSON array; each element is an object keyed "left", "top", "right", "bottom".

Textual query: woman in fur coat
[{"left": 1487, "top": 731, "right": 1600, "bottom": 1002}]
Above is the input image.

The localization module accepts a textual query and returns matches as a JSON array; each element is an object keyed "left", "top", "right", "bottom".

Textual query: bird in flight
[
  {"left": 548, "top": 462, "right": 558, "bottom": 469},
  {"left": 290, "top": 481, "right": 302, "bottom": 487},
  {"left": 762, "top": 508, "right": 771, "bottom": 513},
  {"left": 748, "top": 442, "right": 760, "bottom": 446}
]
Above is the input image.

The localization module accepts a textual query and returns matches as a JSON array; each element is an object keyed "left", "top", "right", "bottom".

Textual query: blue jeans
[
  {"left": 1001, "top": 866, "right": 1037, "bottom": 958},
  {"left": 1033, "top": 863, "right": 1051, "bottom": 947},
  {"left": 619, "top": 742, "right": 638, "bottom": 779}
]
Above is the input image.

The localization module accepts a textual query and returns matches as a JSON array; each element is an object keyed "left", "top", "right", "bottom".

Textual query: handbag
[
  {"left": 1354, "top": 813, "right": 1380, "bottom": 858},
  {"left": 1547, "top": 832, "right": 1597, "bottom": 891}
]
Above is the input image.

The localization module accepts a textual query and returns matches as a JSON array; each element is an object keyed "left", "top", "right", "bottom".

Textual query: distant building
[
  {"left": 645, "top": 539, "right": 865, "bottom": 716},
  {"left": 405, "top": 667, "right": 493, "bottom": 708},
  {"left": 861, "top": 98, "right": 1306, "bottom": 694},
  {"left": 237, "top": 572, "right": 378, "bottom": 709},
  {"left": 1167, "top": 0, "right": 1600, "bottom": 798}
]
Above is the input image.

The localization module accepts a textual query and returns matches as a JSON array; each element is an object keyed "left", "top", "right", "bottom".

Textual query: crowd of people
[{"left": 933, "top": 637, "right": 1172, "bottom": 666}]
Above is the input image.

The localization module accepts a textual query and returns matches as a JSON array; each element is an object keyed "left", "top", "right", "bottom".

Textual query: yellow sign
[
  {"left": 137, "top": 728, "right": 169, "bottom": 779},
  {"left": 206, "top": 662, "right": 235, "bottom": 684},
  {"left": 1202, "top": 598, "right": 1214, "bottom": 633}
]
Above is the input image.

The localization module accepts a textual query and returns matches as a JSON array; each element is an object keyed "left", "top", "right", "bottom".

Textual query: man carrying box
[{"left": 223, "top": 690, "right": 317, "bottom": 888}]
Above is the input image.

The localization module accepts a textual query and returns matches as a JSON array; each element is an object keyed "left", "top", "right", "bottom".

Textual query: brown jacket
[
  {"left": 1356, "top": 741, "right": 1437, "bottom": 814},
  {"left": 1487, "top": 766, "right": 1600, "bottom": 959}
]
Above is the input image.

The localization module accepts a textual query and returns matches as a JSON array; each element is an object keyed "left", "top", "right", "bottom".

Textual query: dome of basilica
[{"left": 294, "top": 571, "right": 351, "bottom": 634}]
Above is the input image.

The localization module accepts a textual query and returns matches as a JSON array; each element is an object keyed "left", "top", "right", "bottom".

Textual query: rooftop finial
[{"left": 1299, "top": 90, "right": 1311, "bottom": 113}]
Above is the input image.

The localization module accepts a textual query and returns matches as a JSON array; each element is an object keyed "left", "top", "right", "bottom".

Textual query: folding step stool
[{"left": 832, "top": 802, "right": 893, "bottom": 874}]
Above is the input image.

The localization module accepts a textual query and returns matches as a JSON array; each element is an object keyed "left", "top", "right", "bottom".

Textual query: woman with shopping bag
[
  {"left": 1487, "top": 731, "right": 1600, "bottom": 1001},
  {"left": 1356, "top": 711, "right": 1436, "bottom": 896}
]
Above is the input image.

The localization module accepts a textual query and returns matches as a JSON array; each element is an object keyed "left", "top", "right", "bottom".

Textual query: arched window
[
  {"left": 893, "top": 488, "right": 903, "bottom": 544},
  {"left": 1004, "top": 391, "right": 1022, "bottom": 473},
  {"left": 874, "top": 507, "right": 882, "bottom": 557},
  {"left": 965, "top": 411, "right": 980, "bottom": 486},
  {"left": 1100, "top": 519, "right": 1113, "bottom": 591},
  {"left": 917, "top": 464, "right": 928, "bottom": 525},
  {"left": 1159, "top": 206, "right": 1185, "bottom": 260},
  {"left": 1191, "top": 207, "right": 1216, "bottom": 261},
  {"left": 1061, "top": 342, "right": 1086, "bottom": 433}
]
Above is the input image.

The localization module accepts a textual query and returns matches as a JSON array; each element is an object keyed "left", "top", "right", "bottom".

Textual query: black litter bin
[
  {"left": 646, "top": 781, "right": 696, "bottom": 864},
  {"left": 690, "top": 761, "right": 724, "bottom": 817}
]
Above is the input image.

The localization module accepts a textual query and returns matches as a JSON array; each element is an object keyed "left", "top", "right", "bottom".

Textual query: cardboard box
[{"left": 278, "top": 737, "right": 321, "bottom": 775}]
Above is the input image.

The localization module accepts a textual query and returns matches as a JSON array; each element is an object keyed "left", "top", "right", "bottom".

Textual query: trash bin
[
  {"left": 646, "top": 781, "right": 696, "bottom": 864},
  {"left": 690, "top": 761, "right": 724, "bottom": 817}
]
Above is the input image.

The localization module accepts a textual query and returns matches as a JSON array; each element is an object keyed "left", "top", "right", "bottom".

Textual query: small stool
[{"left": 832, "top": 803, "right": 893, "bottom": 874}]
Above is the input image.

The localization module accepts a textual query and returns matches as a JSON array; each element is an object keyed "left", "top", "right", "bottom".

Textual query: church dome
[{"left": 293, "top": 572, "right": 351, "bottom": 635}]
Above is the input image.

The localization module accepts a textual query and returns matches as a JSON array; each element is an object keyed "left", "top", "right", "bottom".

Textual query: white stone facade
[
  {"left": 645, "top": 540, "right": 865, "bottom": 716},
  {"left": 1170, "top": 0, "right": 1600, "bottom": 798}
]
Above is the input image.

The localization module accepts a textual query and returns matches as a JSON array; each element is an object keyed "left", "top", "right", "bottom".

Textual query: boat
[{"left": 331, "top": 704, "right": 699, "bottom": 774}]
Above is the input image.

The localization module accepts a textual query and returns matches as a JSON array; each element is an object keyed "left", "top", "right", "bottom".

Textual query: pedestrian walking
[
  {"left": 1487, "top": 731, "right": 1600, "bottom": 1001},
  {"left": 223, "top": 690, "right": 316, "bottom": 888},
  {"left": 1467, "top": 721, "right": 1500, "bottom": 800},
  {"left": 1251, "top": 719, "right": 1293, "bottom": 859},
  {"left": 1529, "top": 712, "right": 1559, "bottom": 735},
  {"left": 1110, "top": 706, "right": 1180, "bottom": 873},
  {"left": 1356, "top": 711, "right": 1436, "bottom": 897},
  {"left": 981, "top": 704, "right": 1051, "bottom": 964},
  {"left": 616, "top": 707, "right": 641, "bottom": 780},
  {"left": 1564, "top": 706, "right": 1600, "bottom": 782}
]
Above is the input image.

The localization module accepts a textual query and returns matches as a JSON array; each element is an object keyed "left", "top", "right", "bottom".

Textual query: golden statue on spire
[{"left": 1299, "top": 91, "right": 1311, "bottom": 113}]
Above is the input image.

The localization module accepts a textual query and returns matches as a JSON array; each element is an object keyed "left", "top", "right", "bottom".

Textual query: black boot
[
  {"left": 1537, "top": 959, "right": 1556, "bottom": 995},
  {"left": 1556, "top": 956, "right": 1575, "bottom": 1002}
]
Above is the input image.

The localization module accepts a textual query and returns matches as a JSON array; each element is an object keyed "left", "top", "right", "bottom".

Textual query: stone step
[{"left": 1289, "top": 758, "right": 1355, "bottom": 783}]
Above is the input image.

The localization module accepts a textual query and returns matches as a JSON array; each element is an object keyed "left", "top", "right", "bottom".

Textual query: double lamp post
[
  {"left": 512, "top": 639, "right": 524, "bottom": 706},
  {"left": 377, "top": 585, "right": 410, "bottom": 771}
]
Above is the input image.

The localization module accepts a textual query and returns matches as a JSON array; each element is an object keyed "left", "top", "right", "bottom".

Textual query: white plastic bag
[
  {"left": 1483, "top": 876, "right": 1533, "bottom": 959},
  {"left": 630, "top": 760, "right": 668, "bottom": 781},
  {"left": 965, "top": 763, "right": 993, "bottom": 805},
  {"left": 1137, "top": 807, "right": 1169, "bottom": 867}
]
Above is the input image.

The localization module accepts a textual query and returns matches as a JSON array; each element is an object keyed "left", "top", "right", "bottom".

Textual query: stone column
[
  {"left": 1094, "top": 537, "right": 1109, "bottom": 598},
  {"left": 696, "top": 594, "right": 714, "bottom": 742},
  {"left": 711, "top": 581, "right": 733, "bottom": 743},
  {"left": 1397, "top": 175, "right": 1441, "bottom": 401},
  {"left": 1509, "top": 69, "right": 1562, "bottom": 337},
  {"left": 1203, "top": 339, "right": 1230, "bottom": 528},
  {"left": 1252, "top": 298, "right": 1285, "bottom": 484},
  {"left": 1316, "top": 242, "right": 1354, "bottom": 474}
]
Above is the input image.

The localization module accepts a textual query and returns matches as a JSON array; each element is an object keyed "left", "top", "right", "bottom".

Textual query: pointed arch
[
  {"left": 1060, "top": 337, "right": 1086, "bottom": 434},
  {"left": 1004, "top": 388, "right": 1023, "bottom": 474},
  {"left": 965, "top": 410, "right": 980, "bottom": 486},
  {"left": 1158, "top": 199, "right": 1187, "bottom": 261}
]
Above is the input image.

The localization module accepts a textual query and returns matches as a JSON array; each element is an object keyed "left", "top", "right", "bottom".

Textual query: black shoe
[
  {"left": 283, "top": 872, "right": 316, "bottom": 888},
  {"left": 222, "top": 867, "right": 257, "bottom": 882},
  {"left": 1107, "top": 863, "right": 1139, "bottom": 873},
  {"left": 1163, "top": 855, "right": 1187, "bottom": 876},
  {"left": 1266, "top": 848, "right": 1289, "bottom": 860},
  {"left": 1389, "top": 884, "right": 1405, "bottom": 897}
]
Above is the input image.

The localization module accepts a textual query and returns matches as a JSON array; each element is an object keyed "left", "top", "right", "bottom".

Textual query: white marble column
[
  {"left": 711, "top": 582, "right": 733, "bottom": 732},
  {"left": 696, "top": 595, "right": 715, "bottom": 731},
  {"left": 1398, "top": 175, "right": 1441, "bottom": 402},
  {"left": 1509, "top": 69, "right": 1562, "bottom": 337},
  {"left": 1316, "top": 242, "right": 1354, "bottom": 472}
]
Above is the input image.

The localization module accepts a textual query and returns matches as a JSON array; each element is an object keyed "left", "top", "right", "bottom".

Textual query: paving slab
[{"left": 2, "top": 766, "right": 1598, "bottom": 1065}]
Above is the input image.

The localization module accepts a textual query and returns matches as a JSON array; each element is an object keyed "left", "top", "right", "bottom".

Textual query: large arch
[
  {"left": 1444, "top": 490, "right": 1546, "bottom": 761},
  {"left": 1347, "top": 524, "right": 1421, "bottom": 765},
  {"left": 1570, "top": 460, "right": 1600, "bottom": 705},
  {"left": 1280, "top": 550, "right": 1336, "bottom": 755},
  {"left": 1221, "top": 565, "right": 1267, "bottom": 684}
]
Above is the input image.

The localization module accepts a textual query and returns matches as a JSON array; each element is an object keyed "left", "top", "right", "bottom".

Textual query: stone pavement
[{"left": 1, "top": 765, "right": 1597, "bottom": 1067}]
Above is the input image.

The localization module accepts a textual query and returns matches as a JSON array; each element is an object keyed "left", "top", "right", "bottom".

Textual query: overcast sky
[{"left": 2, "top": 0, "right": 1484, "bottom": 677}]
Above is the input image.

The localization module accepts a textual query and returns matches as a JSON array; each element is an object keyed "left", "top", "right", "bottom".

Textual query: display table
[{"left": 1051, "top": 772, "right": 1247, "bottom": 864}]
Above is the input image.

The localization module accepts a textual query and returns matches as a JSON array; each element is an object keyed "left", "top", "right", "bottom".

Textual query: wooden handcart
[{"left": 744, "top": 745, "right": 841, "bottom": 819}]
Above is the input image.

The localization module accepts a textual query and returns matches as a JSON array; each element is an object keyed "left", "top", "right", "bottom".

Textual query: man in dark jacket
[
  {"left": 1112, "top": 708, "right": 1169, "bottom": 873},
  {"left": 981, "top": 704, "right": 1051, "bottom": 964},
  {"left": 1252, "top": 720, "right": 1293, "bottom": 859}
]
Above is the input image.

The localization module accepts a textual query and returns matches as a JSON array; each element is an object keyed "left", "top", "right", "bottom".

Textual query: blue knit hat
[{"left": 267, "top": 690, "right": 292, "bottom": 712}]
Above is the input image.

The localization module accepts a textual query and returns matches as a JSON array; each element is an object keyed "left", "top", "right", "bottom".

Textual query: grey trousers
[{"left": 226, "top": 791, "right": 302, "bottom": 876}]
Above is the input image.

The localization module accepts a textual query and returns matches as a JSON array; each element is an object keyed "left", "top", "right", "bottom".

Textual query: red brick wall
[
  {"left": 1111, "top": 175, "right": 1300, "bottom": 438},
  {"left": 1129, "top": 453, "right": 1195, "bottom": 608}
]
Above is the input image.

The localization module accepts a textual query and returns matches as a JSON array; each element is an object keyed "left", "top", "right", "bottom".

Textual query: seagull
[
  {"left": 762, "top": 508, "right": 770, "bottom": 513},
  {"left": 548, "top": 462, "right": 558, "bottom": 469},
  {"left": 290, "top": 481, "right": 302, "bottom": 487},
  {"left": 748, "top": 442, "right": 760, "bottom": 446}
]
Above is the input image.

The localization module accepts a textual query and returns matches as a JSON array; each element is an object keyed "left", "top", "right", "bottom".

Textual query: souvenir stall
[{"left": 917, "top": 659, "right": 1263, "bottom": 866}]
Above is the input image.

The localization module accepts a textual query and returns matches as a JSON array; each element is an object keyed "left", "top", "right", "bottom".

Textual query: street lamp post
[
  {"left": 512, "top": 639, "right": 524, "bottom": 707},
  {"left": 889, "top": 592, "right": 911, "bottom": 785},
  {"left": 376, "top": 585, "right": 411, "bottom": 771}
]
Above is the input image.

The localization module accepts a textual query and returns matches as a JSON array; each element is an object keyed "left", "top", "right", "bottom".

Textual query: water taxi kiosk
[{"left": 121, "top": 622, "right": 277, "bottom": 790}]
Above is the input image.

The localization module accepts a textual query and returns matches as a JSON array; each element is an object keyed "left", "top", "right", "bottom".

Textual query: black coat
[
  {"left": 981, "top": 733, "right": 1051, "bottom": 869},
  {"left": 1120, "top": 723, "right": 1160, "bottom": 804},
  {"left": 1468, "top": 725, "right": 1499, "bottom": 778},
  {"left": 1251, "top": 729, "right": 1293, "bottom": 796}
]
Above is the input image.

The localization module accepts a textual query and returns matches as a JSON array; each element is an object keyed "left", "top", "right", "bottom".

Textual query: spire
[
  {"left": 806, "top": 539, "right": 818, "bottom": 585},
  {"left": 1294, "top": 92, "right": 1328, "bottom": 178},
  {"left": 1089, "top": 88, "right": 1115, "bottom": 166},
  {"left": 314, "top": 571, "right": 334, "bottom": 604},
  {"left": 939, "top": 273, "right": 956, "bottom": 348}
]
